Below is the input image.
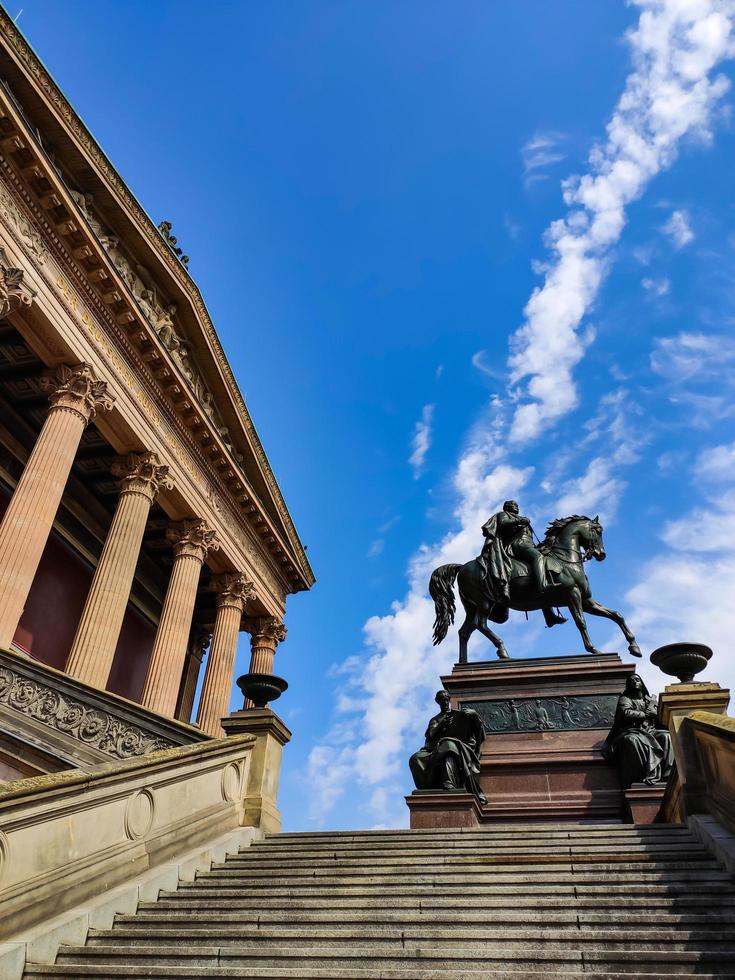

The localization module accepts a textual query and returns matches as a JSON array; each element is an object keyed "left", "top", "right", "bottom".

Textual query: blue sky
[{"left": 17, "top": 1, "right": 735, "bottom": 830}]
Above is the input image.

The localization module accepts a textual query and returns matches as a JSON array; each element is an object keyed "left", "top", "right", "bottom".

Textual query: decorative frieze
[
  {"left": 460, "top": 694, "right": 618, "bottom": 735},
  {"left": 0, "top": 663, "right": 175, "bottom": 759}
]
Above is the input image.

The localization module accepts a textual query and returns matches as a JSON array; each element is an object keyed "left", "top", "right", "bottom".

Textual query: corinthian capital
[
  {"left": 167, "top": 518, "right": 219, "bottom": 562},
  {"left": 40, "top": 363, "right": 115, "bottom": 422},
  {"left": 111, "top": 451, "right": 174, "bottom": 502},
  {"left": 244, "top": 615, "right": 287, "bottom": 647},
  {"left": 0, "top": 248, "right": 35, "bottom": 318},
  {"left": 211, "top": 572, "right": 255, "bottom": 613}
]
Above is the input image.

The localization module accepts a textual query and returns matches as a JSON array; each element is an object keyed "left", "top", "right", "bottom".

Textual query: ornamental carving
[
  {"left": 0, "top": 665, "right": 175, "bottom": 758},
  {"left": 0, "top": 247, "right": 35, "bottom": 317},
  {"left": 111, "top": 451, "right": 174, "bottom": 501},
  {"left": 244, "top": 616, "right": 287, "bottom": 647},
  {"left": 211, "top": 572, "right": 255, "bottom": 613},
  {"left": 167, "top": 518, "right": 219, "bottom": 562},
  {"left": 40, "top": 362, "right": 115, "bottom": 422},
  {"left": 0, "top": 179, "right": 49, "bottom": 264},
  {"left": 67, "top": 192, "right": 239, "bottom": 459},
  {"left": 460, "top": 694, "right": 618, "bottom": 735}
]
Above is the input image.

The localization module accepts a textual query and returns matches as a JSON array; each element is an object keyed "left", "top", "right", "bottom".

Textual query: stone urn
[
  {"left": 650, "top": 642, "right": 713, "bottom": 684},
  {"left": 236, "top": 671, "right": 288, "bottom": 708}
]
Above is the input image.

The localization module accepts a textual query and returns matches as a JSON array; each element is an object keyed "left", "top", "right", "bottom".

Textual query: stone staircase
[{"left": 24, "top": 823, "right": 735, "bottom": 978}]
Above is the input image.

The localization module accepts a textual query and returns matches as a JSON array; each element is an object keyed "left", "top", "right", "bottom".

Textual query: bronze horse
[{"left": 429, "top": 515, "right": 642, "bottom": 663}]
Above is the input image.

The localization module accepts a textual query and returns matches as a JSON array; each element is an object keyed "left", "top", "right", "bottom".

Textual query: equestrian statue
[{"left": 429, "top": 499, "right": 642, "bottom": 663}]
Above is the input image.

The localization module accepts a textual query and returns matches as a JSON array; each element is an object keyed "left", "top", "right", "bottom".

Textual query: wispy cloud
[
  {"left": 471, "top": 350, "right": 505, "bottom": 381},
  {"left": 308, "top": 0, "right": 735, "bottom": 828},
  {"left": 508, "top": 1, "right": 734, "bottom": 444},
  {"left": 642, "top": 276, "right": 671, "bottom": 296},
  {"left": 662, "top": 208, "right": 695, "bottom": 247},
  {"left": 650, "top": 331, "right": 735, "bottom": 380},
  {"left": 522, "top": 131, "right": 567, "bottom": 187},
  {"left": 409, "top": 404, "right": 434, "bottom": 479}
]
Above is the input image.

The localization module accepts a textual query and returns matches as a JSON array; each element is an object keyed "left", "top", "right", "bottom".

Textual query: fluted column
[
  {"left": 140, "top": 519, "right": 218, "bottom": 716},
  {"left": 65, "top": 452, "right": 173, "bottom": 688},
  {"left": 176, "top": 628, "right": 210, "bottom": 723},
  {"left": 245, "top": 616, "right": 287, "bottom": 675},
  {"left": 197, "top": 574, "right": 254, "bottom": 737},
  {"left": 0, "top": 363, "right": 114, "bottom": 648}
]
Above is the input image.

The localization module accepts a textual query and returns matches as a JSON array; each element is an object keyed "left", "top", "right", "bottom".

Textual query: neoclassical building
[{"left": 0, "top": 9, "right": 313, "bottom": 781}]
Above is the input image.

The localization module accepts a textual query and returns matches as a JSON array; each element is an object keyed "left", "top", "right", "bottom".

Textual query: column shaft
[
  {"left": 139, "top": 518, "right": 218, "bottom": 717},
  {"left": 65, "top": 452, "right": 172, "bottom": 688},
  {"left": 176, "top": 632, "right": 209, "bottom": 723},
  {"left": 140, "top": 553, "right": 203, "bottom": 715},
  {"left": 197, "top": 603, "right": 241, "bottom": 737},
  {"left": 0, "top": 363, "right": 112, "bottom": 649},
  {"left": 66, "top": 490, "right": 151, "bottom": 686}
]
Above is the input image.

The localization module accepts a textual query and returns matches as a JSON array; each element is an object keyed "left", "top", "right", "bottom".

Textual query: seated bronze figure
[
  {"left": 603, "top": 674, "right": 674, "bottom": 788},
  {"left": 409, "top": 690, "right": 486, "bottom": 803}
]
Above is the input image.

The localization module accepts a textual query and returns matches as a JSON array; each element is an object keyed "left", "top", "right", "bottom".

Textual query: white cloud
[
  {"left": 508, "top": 0, "right": 735, "bottom": 445},
  {"left": 650, "top": 331, "right": 735, "bottom": 379},
  {"left": 307, "top": 0, "right": 735, "bottom": 827},
  {"left": 662, "top": 208, "right": 695, "bottom": 247},
  {"left": 627, "top": 486, "right": 735, "bottom": 696},
  {"left": 642, "top": 275, "right": 671, "bottom": 296},
  {"left": 409, "top": 404, "right": 434, "bottom": 479},
  {"left": 367, "top": 538, "right": 384, "bottom": 559},
  {"left": 471, "top": 350, "right": 505, "bottom": 381},
  {"left": 556, "top": 457, "right": 627, "bottom": 523},
  {"left": 522, "top": 131, "right": 567, "bottom": 186},
  {"left": 697, "top": 441, "right": 735, "bottom": 480}
]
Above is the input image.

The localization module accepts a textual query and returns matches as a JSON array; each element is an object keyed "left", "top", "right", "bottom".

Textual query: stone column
[
  {"left": 197, "top": 574, "right": 255, "bottom": 737},
  {"left": 0, "top": 363, "right": 114, "bottom": 649},
  {"left": 65, "top": 452, "right": 173, "bottom": 688},
  {"left": 176, "top": 628, "right": 211, "bottom": 723},
  {"left": 140, "top": 519, "right": 218, "bottom": 717},
  {"left": 243, "top": 616, "right": 287, "bottom": 709}
]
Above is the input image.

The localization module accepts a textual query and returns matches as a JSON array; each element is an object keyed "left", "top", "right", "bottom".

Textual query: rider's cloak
[{"left": 478, "top": 513, "right": 513, "bottom": 601}]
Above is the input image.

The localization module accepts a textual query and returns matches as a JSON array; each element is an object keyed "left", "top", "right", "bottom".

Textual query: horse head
[
  {"left": 580, "top": 515, "right": 606, "bottom": 561},
  {"left": 545, "top": 514, "right": 606, "bottom": 562}
]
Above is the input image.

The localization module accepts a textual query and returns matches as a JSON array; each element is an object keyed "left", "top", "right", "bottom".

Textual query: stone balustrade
[{"left": 0, "top": 731, "right": 255, "bottom": 942}]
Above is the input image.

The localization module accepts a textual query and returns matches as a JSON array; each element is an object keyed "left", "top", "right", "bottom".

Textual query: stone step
[
  {"left": 24, "top": 965, "right": 735, "bottom": 978},
  {"left": 118, "top": 909, "right": 735, "bottom": 927},
  {"left": 220, "top": 849, "right": 714, "bottom": 869},
  {"left": 231, "top": 842, "right": 710, "bottom": 857},
  {"left": 265, "top": 824, "right": 637, "bottom": 837},
  {"left": 51, "top": 943, "right": 735, "bottom": 973},
  {"left": 195, "top": 866, "right": 728, "bottom": 886},
  {"left": 148, "top": 893, "right": 735, "bottom": 910},
  {"left": 248, "top": 832, "right": 698, "bottom": 852},
  {"left": 85, "top": 927, "right": 735, "bottom": 948}
]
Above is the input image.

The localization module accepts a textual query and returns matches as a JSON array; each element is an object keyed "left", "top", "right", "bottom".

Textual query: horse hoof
[
  {"left": 497, "top": 649, "right": 510, "bottom": 660},
  {"left": 629, "top": 645, "right": 642, "bottom": 659}
]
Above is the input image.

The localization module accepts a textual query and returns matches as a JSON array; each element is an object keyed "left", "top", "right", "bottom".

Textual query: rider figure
[{"left": 479, "top": 499, "right": 565, "bottom": 627}]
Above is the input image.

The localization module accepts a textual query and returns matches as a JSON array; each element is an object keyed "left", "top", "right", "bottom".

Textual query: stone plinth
[
  {"left": 406, "top": 791, "right": 482, "bottom": 829},
  {"left": 222, "top": 707, "right": 291, "bottom": 834},
  {"left": 659, "top": 681, "right": 731, "bottom": 820},
  {"left": 624, "top": 783, "right": 666, "bottom": 824},
  {"left": 437, "top": 652, "right": 634, "bottom": 824}
]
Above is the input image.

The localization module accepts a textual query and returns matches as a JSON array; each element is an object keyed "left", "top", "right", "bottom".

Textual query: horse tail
[{"left": 429, "top": 564, "right": 461, "bottom": 645}]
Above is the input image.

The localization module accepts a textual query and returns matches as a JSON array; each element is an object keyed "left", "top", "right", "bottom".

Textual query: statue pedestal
[
  {"left": 406, "top": 790, "right": 482, "bottom": 829},
  {"left": 422, "top": 652, "right": 634, "bottom": 825},
  {"left": 624, "top": 783, "right": 666, "bottom": 824}
]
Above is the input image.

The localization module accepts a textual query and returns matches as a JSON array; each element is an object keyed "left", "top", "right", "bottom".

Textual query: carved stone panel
[{"left": 460, "top": 694, "right": 617, "bottom": 734}]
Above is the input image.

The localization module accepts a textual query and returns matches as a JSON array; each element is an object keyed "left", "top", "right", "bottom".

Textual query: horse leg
[
  {"left": 567, "top": 587, "right": 603, "bottom": 655},
  {"left": 582, "top": 597, "right": 642, "bottom": 658},
  {"left": 457, "top": 611, "right": 474, "bottom": 665},
  {"left": 476, "top": 617, "right": 509, "bottom": 660}
]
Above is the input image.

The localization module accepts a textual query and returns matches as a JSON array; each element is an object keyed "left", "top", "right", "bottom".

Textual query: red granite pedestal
[
  {"left": 624, "top": 783, "right": 667, "bottom": 824},
  {"left": 407, "top": 652, "right": 634, "bottom": 827}
]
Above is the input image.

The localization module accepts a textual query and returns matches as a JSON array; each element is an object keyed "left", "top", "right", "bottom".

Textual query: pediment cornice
[{"left": 0, "top": 7, "right": 314, "bottom": 590}]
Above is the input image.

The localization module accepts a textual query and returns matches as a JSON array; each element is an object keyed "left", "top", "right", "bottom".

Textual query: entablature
[{"left": 0, "top": 11, "right": 314, "bottom": 597}]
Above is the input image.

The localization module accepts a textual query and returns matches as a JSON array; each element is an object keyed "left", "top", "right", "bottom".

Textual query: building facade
[{"left": 0, "top": 9, "right": 313, "bottom": 781}]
